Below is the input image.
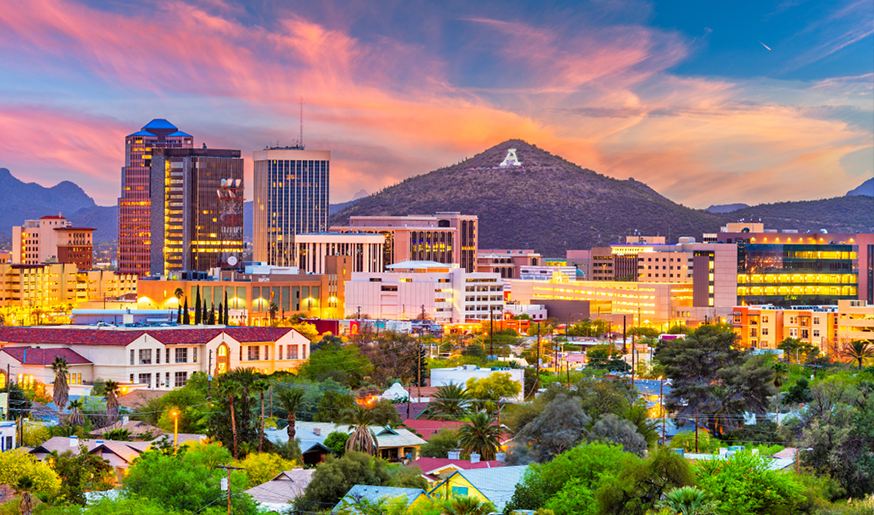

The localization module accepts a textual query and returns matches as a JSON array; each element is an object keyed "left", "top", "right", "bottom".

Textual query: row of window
[
  {"left": 131, "top": 347, "right": 196, "bottom": 365},
  {"left": 131, "top": 371, "right": 188, "bottom": 388},
  {"left": 245, "top": 344, "right": 307, "bottom": 361}
]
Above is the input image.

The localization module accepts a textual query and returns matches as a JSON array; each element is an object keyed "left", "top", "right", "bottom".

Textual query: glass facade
[{"left": 737, "top": 243, "right": 858, "bottom": 306}]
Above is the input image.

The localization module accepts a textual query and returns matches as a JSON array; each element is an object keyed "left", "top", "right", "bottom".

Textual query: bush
[{"left": 234, "top": 452, "right": 298, "bottom": 487}]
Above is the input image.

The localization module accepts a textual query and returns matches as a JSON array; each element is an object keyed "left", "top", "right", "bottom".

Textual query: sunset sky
[{"left": 0, "top": 0, "right": 871, "bottom": 208}]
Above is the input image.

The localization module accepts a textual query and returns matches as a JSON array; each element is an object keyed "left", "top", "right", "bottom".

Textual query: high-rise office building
[
  {"left": 12, "top": 214, "right": 95, "bottom": 269},
  {"left": 149, "top": 148, "right": 244, "bottom": 276},
  {"left": 118, "top": 119, "right": 193, "bottom": 276},
  {"left": 252, "top": 147, "right": 330, "bottom": 266}
]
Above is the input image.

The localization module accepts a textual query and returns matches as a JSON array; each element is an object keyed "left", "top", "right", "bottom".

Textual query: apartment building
[
  {"left": 0, "top": 264, "right": 137, "bottom": 309},
  {"left": 0, "top": 326, "right": 310, "bottom": 391},
  {"left": 344, "top": 261, "right": 505, "bottom": 323},
  {"left": 836, "top": 299, "right": 874, "bottom": 346},
  {"left": 12, "top": 215, "right": 95, "bottom": 269}
]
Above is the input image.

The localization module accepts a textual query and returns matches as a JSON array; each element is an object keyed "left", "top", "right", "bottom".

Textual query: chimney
[
  {"left": 313, "top": 427, "right": 321, "bottom": 436},
  {"left": 447, "top": 449, "right": 461, "bottom": 460},
  {"left": 495, "top": 452, "right": 506, "bottom": 462},
  {"left": 122, "top": 415, "right": 130, "bottom": 425},
  {"left": 69, "top": 435, "right": 79, "bottom": 447},
  {"left": 470, "top": 453, "right": 480, "bottom": 464}
]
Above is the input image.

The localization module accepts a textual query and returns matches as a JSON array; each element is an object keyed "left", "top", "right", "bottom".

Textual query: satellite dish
[{"left": 228, "top": 256, "right": 238, "bottom": 266}]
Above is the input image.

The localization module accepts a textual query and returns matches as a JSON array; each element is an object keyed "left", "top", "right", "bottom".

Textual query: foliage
[
  {"left": 369, "top": 398, "right": 402, "bottom": 426},
  {"left": 695, "top": 451, "right": 805, "bottom": 515},
  {"left": 207, "top": 368, "right": 265, "bottom": 458},
  {"left": 342, "top": 405, "right": 378, "bottom": 455},
  {"left": 428, "top": 383, "right": 469, "bottom": 420},
  {"left": 324, "top": 431, "right": 350, "bottom": 456},
  {"left": 123, "top": 442, "right": 256, "bottom": 514},
  {"left": 841, "top": 340, "right": 874, "bottom": 370},
  {"left": 22, "top": 422, "right": 51, "bottom": 447},
  {"left": 100, "top": 428, "right": 132, "bottom": 441},
  {"left": 657, "top": 486, "right": 716, "bottom": 515},
  {"left": 509, "top": 394, "right": 590, "bottom": 464},
  {"left": 785, "top": 376, "right": 813, "bottom": 404},
  {"left": 465, "top": 372, "right": 521, "bottom": 415},
  {"left": 234, "top": 452, "right": 298, "bottom": 487},
  {"left": 778, "top": 337, "right": 820, "bottom": 364},
  {"left": 299, "top": 341, "right": 372, "bottom": 388},
  {"left": 457, "top": 411, "right": 502, "bottom": 461},
  {"left": 573, "top": 377, "right": 636, "bottom": 421},
  {"left": 669, "top": 430, "right": 720, "bottom": 453},
  {"left": 7, "top": 381, "right": 31, "bottom": 419},
  {"left": 47, "top": 446, "right": 115, "bottom": 505},
  {"left": 0, "top": 449, "right": 61, "bottom": 496},
  {"left": 272, "top": 438, "right": 303, "bottom": 464},
  {"left": 594, "top": 446, "right": 694, "bottom": 515},
  {"left": 293, "top": 452, "right": 391, "bottom": 511},
  {"left": 419, "top": 429, "right": 460, "bottom": 458},
  {"left": 313, "top": 390, "right": 357, "bottom": 423},
  {"left": 276, "top": 387, "right": 305, "bottom": 440},
  {"left": 386, "top": 463, "right": 429, "bottom": 490},
  {"left": 442, "top": 495, "right": 495, "bottom": 515},
  {"left": 587, "top": 413, "right": 647, "bottom": 457}
]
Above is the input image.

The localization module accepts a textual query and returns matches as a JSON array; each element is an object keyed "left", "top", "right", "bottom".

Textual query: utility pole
[
  {"left": 489, "top": 307, "right": 494, "bottom": 358},
  {"left": 217, "top": 465, "right": 242, "bottom": 515},
  {"left": 694, "top": 408, "right": 699, "bottom": 453},
  {"left": 660, "top": 377, "right": 665, "bottom": 445},
  {"left": 208, "top": 349, "right": 213, "bottom": 399},
  {"left": 534, "top": 323, "right": 541, "bottom": 397},
  {"left": 417, "top": 338, "right": 422, "bottom": 403}
]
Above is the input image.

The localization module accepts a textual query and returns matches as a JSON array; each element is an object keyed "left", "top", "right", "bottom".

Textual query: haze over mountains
[{"left": 0, "top": 148, "right": 871, "bottom": 251}]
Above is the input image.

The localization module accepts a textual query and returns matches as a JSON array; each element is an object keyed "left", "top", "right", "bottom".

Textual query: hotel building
[
  {"left": 253, "top": 147, "right": 331, "bottom": 267},
  {"left": 119, "top": 120, "right": 194, "bottom": 276},
  {"left": 12, "top": 215, "right": 95, "bottom": 269},
  {"left": 149, "top": 147, "right": 245, "bottom": 275},
  {"left": 344, "top": 261, "right": 504, "bottom": 323},
  {"left": 332, "top": 213, "right": 478, "bottom": 272},
  {"left": 293, "top": 232, "right": 385, "bottom": 274},
  {"left": 0, "top": 264, "right": 137, "bottom": 309}
]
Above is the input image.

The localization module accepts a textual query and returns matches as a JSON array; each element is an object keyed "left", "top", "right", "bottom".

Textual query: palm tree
[
  {"left": 16, "top": 476, "right": 35, "bottom": 515},
  {"left": 657, "top": 486, "right": 714, "bottom": 515},
  {"left": 220, "top": 379, "right": 243, "bottom": 459},
  {"left": 104, "top": 379, "right": 120, "bottom": 425},
  {"left": 772, "top": 361, "right": 788, "bottom": 421},
  {"left": 428, "top": 383, "right": 469, "bottom": 420},
  {"left": 342, "top": 405, "right": 377, "bottom": 456},
  {"left": 67, "top": 399, "right": 85, "bottom": 426},
  {"left": 842, "top": 340, "right": 874, "bottom": 371},
  {"left": 443, "top": 495, "right": 494, "bottom": 515},
  {"left": 277, "top": 388, "right": 305, "bottom": 441},
  {"left": 253, "top": 378, "right": 271, "bottom": 452},
  {"left": 51, "top": 356, "right": 70, "bottom": 425},
  {"left": 458, "top": 411, "right": 501, "bottom": 462}
]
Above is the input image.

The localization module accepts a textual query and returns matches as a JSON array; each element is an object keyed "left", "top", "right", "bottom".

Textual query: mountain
[
  {"left": 0, "top": 168, "right": 98, "bottom": 241},
  {"left": 330, "top": 140, "right": 728, "bottom": 255},
  {"left": 847, "top": 177, "right": 874, "bottom": 197},
  {"left": 69, "top": 205, "right": 118, "bottom": 242},
  {"left": 717, "top": 196, "right": 873, "bottom": 234},
  {"left": 706, "top": 203, "right": 749, "bottom": 214}
]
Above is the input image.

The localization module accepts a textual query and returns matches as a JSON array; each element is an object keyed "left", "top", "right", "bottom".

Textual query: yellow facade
[
  {"left": 429, "top": 473, "right": 488, "bottom": 505},
  {"left": 836, "top": 300, "right": 874, "bottom": 345},
  {"left": 0, "top": 263, "right": 136, "bottom": 311}
]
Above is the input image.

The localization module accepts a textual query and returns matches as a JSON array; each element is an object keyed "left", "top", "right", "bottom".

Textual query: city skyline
[{"left": 0, "top": 0, "right": 871, "bottom": 208}]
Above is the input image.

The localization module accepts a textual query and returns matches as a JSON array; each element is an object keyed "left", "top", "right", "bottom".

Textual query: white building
[
  {"left": 294, "top": 232, "right": 385, "bottom": 274},
  {"left": 0, "top": 420, "right": 15, "bottom": 451},
  {"left": 12, "top": 214, "right": 74, "bottom": 264},
  {"left": 344, "top": 261, "right": 505, "bottom": 323},
  {"left": 519, "top": 265, "right": 577, "bottom": 282},
  {"left": 431, "top": 365, "right": 524, "bottom": 401}
]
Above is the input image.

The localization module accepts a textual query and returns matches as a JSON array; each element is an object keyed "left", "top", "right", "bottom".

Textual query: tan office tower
[{"left": 252, "top": 147, "right": 330, "bottom": 266}]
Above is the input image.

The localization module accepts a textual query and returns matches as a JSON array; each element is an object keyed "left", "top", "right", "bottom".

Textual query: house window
[
  {"left": 813, "top": 329, "right": 820, "bottom": 337},
  {"left": 303, "top": 346, "right": 308, "bottom": 359},
  {"left": 193, "top": 348, "right": 198, "bottom": 363},
  {"left": 264, "top": 346, "right": 269, "bottom": 360},
  {"left": 156, "top": 350, "right": 160, "bottom": 364},
  {"left": 278, "top": 345, "right": 283, "bottom": 360},
  {"left": 166, "top": 348, "right": 171, "bottom": 364},
  {"left": 130, "top": 349, "right": 135, "bottom": 365},
  {"left": 139, "top": 349, "right": 152, "bottom": 365},
  {"left": 762, "top": 328, "right": 769, "bottom": 336},
  {"left": 175, "top": 348, "right": 188, "bottom": 363},
  {"left": 129, "top": 374, "right": 134, "bottom": 383},
  {"left": 248, "top": 346, "right": 260, "bottom": 361},
  {"left": 138, "top": 373, "right": 151, "bottom": 387},
  {"left": 165, "top": 372, "right": 171, "bottom": 387},
  {"left": 174, "top": 371, "right": 187, "bottom": 387},
  {"left": 813, "top": 317, "right": 820, "bottom": 325},
  {"left": 790, "top": 328, "right": 798, "bottom": 337},
  {"left": 451, "top": 487, "right": 469, "bottom": 496},
  {"left": 289, "top": 345, "right": 298, "bottom": 359}
]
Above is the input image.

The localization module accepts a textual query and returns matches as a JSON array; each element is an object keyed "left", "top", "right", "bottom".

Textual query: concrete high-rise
[
  {"left": 252, "top": 147, "right": 330, "bottom": 266},
  {"left": 118, "top": 119, "right": 193, "bottom": 276},
  {"left": 149, "top": 148, "right": 244, "bottom": 276}
]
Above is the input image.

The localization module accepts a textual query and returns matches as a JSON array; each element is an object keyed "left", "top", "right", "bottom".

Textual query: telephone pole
[
  {"left": 534, "top": 323, "right": 541, "bottom": 397},
  {"left": 218, "top": 464, "right": 243, "bottom": 515},
  {"left": 489, "top": 307, "right": 494, "bottom": 358}
]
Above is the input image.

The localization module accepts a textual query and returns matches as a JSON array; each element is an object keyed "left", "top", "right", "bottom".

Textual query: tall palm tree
[
  {"left": 16, "top": 476, "right": 35, "bottom": 515},
  {"left": 657, "top": 486, "right": 714, "bottom": 515},
  {"left": 428, "top": 383, "right": 469, "bottom": 421},
  {"left": 104, "top": 379, "right": 120, "bottom": 425},
  {"left": 220, "top": 379, "right": 243, "bottom": 459},
  {"left": 51, "top": 356, "right": 70, "bottom": 425},
  {"left": 457, "top": 411, "right": 501, "bottom": 461},
  {"left": 342, "top": 405, "right": 377, "bottom": 456},
  {"left": 277, "top": 388, "right": 305, "bottom": 441},
  {"left": 253, "top": 378, "right": 271, "bottom": 452},
  {"left": 67, "top": 399, "right": 85, "bottom": 426},
  {"left": 842, "top": 340, "right": 874, "bottom": 371},
  {"left": 443, "top": 496, "right": 494, "bottom": 515}
]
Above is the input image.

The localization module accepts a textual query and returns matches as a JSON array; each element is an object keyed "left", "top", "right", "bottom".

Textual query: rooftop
[
  {"left": 245, "top": 469, "right": 315, "bottom": 506},
  {"left": 142, "top": 119, "right": 178, "bottom": 131},
  {"left": 387, "top": 260, "right": 454, "bottom": 270},
  {"left": 0, "top": 326, "right": 302, "bottom": 347},
  {"left": 337, "top": 485, "right": 429, "bottom": 512},
  {"left": 1, "top": 347, "right": 91, "bottom": 365}
]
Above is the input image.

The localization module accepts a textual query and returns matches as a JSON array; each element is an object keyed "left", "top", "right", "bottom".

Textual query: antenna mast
[{"left": 299, "top": 96, "right": 304, "bottom": 149}]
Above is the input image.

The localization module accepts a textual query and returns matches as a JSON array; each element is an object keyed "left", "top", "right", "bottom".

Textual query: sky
[{"left": 0, "top": 0, "right": 871, "bottom": 208}]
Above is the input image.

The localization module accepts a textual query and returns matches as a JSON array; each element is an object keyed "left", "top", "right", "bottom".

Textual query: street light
[{"left": 169, "top": 409, "right": 179, "bottom": 454}]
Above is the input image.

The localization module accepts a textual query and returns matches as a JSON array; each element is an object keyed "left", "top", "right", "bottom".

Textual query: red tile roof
[
  {"left": 0, "top": 327, "right": 302, "bottom": 347},
  {"left": 1, "top": 347, "right": 91, "bottom": 365},
  {"left": 39, "top": 215, "right": 66, "bottom": 220},
  {"left": 409, "top": 457, "right": 506, "bottom": 475}
]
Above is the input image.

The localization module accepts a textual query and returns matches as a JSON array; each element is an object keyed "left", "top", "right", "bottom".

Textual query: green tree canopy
[{"left": 293, "top": 451, "right": 391, "bottom": 511}]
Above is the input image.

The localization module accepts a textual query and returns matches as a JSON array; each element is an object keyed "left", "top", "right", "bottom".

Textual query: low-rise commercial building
[
  {"left": 837, "top": 299, "right": 874, "bottom": 345},
  {"left": 344, "top": 261, "right": 504, "bottom": 323},
  {"left": 476, "top": 249, "right": 541, "bottom": 279}
]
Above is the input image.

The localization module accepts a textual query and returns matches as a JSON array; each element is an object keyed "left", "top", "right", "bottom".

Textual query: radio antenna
[{"left": 299, "top": 96, "right": 304, "bottom": 149}]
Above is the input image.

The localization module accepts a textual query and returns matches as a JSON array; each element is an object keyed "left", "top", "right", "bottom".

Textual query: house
[
  {"left": 334, "top": 485, "right": 431, "bottom": 513},
  {"left": 402, "top": 419, "right": 515, "bottom": 448},
  {"left": 264, "top": 421, "right": 427, "bottom": 464},
  {"left": 428, "top": 465, "right": 528, "bottom": 511},
  {"left": 245, "top": 468, "right": 315, "bottom": 512},
  {"left": 90, "top": 417, "right": 164, "bottom": 440},
  {"left": 409, "top": 456, "right": 506, "bottom": 483},
  {"left": 0, "top": 420, "right": 15, "bottom": 451},
  {"left": 0, "top": 326, "right": 311, "bottom": 393}
]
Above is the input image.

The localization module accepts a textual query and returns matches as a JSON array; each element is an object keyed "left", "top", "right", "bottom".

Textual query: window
[
  {"left": 289, "top": 345, "right": 298, "bottom": 359},
  {"left": 138, "top": 373, "right": 151, "bottom": 387},
  {"left": 156, "top": 349, "right": 160, "bottom": 364},
  {"left": 813, "top": 329, "right": 820, "bottom": 337},
  {"left": 139, "top": 349, "right": 152, "bottom": 365},
  {"left": 4, "top": 436, "right": 11, "bottom": 450},
  {"left": 790, "top": 328, "right": 798, "bottom": 337},
  {"left": 278, "top": 345, "right": 283, "bottom": 360},
  {"left": 166, "top": 348, "right": 171, "bottom": 364},
  {"left": 264, "top": 346, "right": 269, "bottom": 360},
  {"left": 175, "top": 348, "right": 188, "bottom": 363},
  {"left": 762, "top": 316, "right": 768, "bottom": 323},
  {"left": 174, "top": 371, "right": 187, "bottom": 387},
  {"left": 451, "top": 487, "right": 468, "bottom": 496},
  {"left": 762, "top": 328, "right": 769, "bottom": 336},
  {"left": 248, "top": 346, "right": 260, "bottom": 361},
  {"left": 129, "top": 374, "right": 134, "bottom": 383},
  {"left": 813, "top": 317, "right": 820, "bottom": 325},
  {"left": 193, "top": 348, "right": 198, "bottom": 363},
  {"left": 165, "top": 372, "right": 170, "bottom": 387},
  {"left": 130, "top": 349, "right": 135, "bottom": 365}
]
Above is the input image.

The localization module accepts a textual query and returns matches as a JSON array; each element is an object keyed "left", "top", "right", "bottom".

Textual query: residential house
[
  {"left": 245, "top": 468, "right": 315, "bottom": 512},
  {"left": 409, "top": 456, "right": 506, "bottom": 484},
  {"left": 0, "top": 420, "right": 15, "bottom": 451},
  {"left": 265, "top": 421, "right": 427, "bottom": 464},
  {"left": 428, "top": 465, "right": 529, "bottom": 511},
  {"left": 334, "top": 485, "right": 431, "bottom": 513}
]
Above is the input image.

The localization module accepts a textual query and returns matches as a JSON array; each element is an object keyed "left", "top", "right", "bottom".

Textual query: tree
[
  {"left": 300, "top": 341, "right": 372, "bottom": 388},
  {"left": 0, "top": 449, "right": 60, "bottom": 496},
  {"left": 208, "top": 368, "right": 264, "bottom": 456},
  {"left": 67, "top": 398, "right": 85, "bottom": 426},
  {"left": 277, "top": 388, "right": 305, "bottom": 440},
  {"left": 595, "top": 446, "right": 694, "bottom": 515},
  {"left": 194, "top": 286, "right": 201, "bottom": 325},
  {"left": 224, "top": 290, "right": 230, "bottom": 325},
  {"left": 465, "top": 372, "right": 521, "bottom": 421},
  {"left": 51, "top": 356, "right": 69, "bottom": 426},
  {"left": 235, "top": 452, "right": 298, "bottom": 487},
  {"left": 252, "top": 378, "right": 271, "bottom": 452},
  {"left": 443, "top": 496, "right": 495, "bottom": 515},
  {"left": 510, "top": 394, "right": 590, "bottom": 463},
  {"left": 657, "top": 486, "right": 716, "bottom": 515},
  {"left": 370, "top": 398, "right": 401, "bottom": 426},
  {"left": 202, "top": 301, "right": 208, "bottom": 326},
  {"left": 696, "top": 451, "right": 805, "bottom": 515},
  {"left": 778, "top": 337, "right": 818, "bottom": 364},
  {"left": 176, "top": 304, "right": 182, "bottom": 325},
  {"left": 218, "top": 379, "right": 242, "bottom": 459},
  {"left": 294, "top": 452, "right": 391, "bottom": 511},
  {"left": 588, "top": 413, "right": 647, "bottom": 457},
  {"left": 217, "top": 302, "right": 223, "bottom": 325},
  {"left": 419, "top": 429, "right": 460, "bottom": 458},
  {"left": 16, "top": 476, "right": 36, "bottom": 515},
  {"left": 458, "top": 411, "right": 502, "bottom": 461},
  {"left": 314, "top": 390, "right": 357, "bottom": 422},
  {"left": 182, "top": 297, "right": 190, "bottom": 325},
  {"left": 48, "top": 445, "right": 115, "bottom": 504},
  {"left": 103, "top": 379, "right": 120, "bottom": 425},
  {"left": 842, "top": 340, "right": 874, "bottom": 370},
  {"left": 342, "top": 405, "right": 377, "bottom": 455},
  {"left": 324, "top": 431, "right": 350, "bottom": 456},
  {"left": 428, "top": 383, "right": 469, "bottom": 420}
]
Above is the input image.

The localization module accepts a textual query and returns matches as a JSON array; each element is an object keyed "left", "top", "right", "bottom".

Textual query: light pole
[{"left": 169, "top": 409, "right": 179, "bottom": 454}]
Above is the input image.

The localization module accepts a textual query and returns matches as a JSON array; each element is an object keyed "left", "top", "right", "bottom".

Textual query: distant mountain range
[{"left": 0, "top": 160, "right": 869, "bottom": 252}]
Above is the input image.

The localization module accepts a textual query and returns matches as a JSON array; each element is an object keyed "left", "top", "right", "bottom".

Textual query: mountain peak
[{"left": 449, "top": 139, "right": 572, "bottom": 171}]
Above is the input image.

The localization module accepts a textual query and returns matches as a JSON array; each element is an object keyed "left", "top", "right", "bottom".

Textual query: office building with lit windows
[
  {"left": 253, "top": 147, "right": 331, "bottom": 267},
  {"left": 12, "top": 214, "right": 95, "bottom": 269},
  {"left": 118, "top": 120, "right": 194, "bottom": 276},
  {"left": 331, "top": 213, "right": 479, "bottom": 272},
  {"left": 149, "top": 147, "right": 244, "bottom": 275}
]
